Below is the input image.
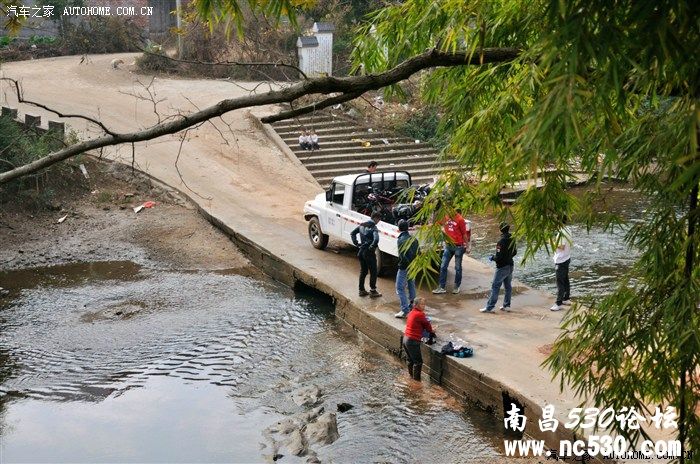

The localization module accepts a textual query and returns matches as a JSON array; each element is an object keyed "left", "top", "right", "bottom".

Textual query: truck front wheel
[{"left": 308, "top": 217, "right": 329, "bottom": 250}]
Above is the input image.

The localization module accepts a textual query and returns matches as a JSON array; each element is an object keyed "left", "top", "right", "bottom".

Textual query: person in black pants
[
  {"left": 551, "top": 219, "right": 572, "bottom": 311},
  {"left": 351, "top": 212, "right": 383, "bottom": 298}
]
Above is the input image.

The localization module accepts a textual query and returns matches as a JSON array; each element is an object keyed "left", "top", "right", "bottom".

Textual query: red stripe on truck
[{"left": 339, "top": 214, "right": 398, "bottom": 239}]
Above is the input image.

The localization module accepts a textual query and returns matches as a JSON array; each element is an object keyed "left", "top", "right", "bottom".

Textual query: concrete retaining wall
[{"left": 1, "top": 106, "right": 66, "bottom": 139}]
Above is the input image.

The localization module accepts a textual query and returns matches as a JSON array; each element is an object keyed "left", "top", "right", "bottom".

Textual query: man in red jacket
[
  {"left": 432, "top": 209, "right": 471, "bottom": 295},
  {"left": 403, "top": 297, "right": 436, "bottom": 381}
]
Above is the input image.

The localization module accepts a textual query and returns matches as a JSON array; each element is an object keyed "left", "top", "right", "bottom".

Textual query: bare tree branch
[
  {"left": 0, "top": 77, "right": 117, "bottom": 136},
  {"left": 0, "top": 47, "right": 520, "bottom": 184},
  {"left": 119, "top": 77, "right": 168, "bottom": 125},
  {"left": 261, "top": 90, "right": 365, "bottom": 123},
  {"left": 140, "top": 48, "right": 308, "bottom": 79}
]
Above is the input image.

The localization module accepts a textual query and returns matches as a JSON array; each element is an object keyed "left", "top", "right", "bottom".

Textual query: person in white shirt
[
  {"left": 551, "top": 216, "right": 572, "bottom": 311},
  {"left": 298, "top": 131, "right": 311, "bottom": 150},
  {"left": 310, "top": 130, "right": 320, "bottom": 151}
]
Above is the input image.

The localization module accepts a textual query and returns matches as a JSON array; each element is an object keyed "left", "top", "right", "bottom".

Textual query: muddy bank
[{"left": 0, "top": 158, "right": 253, "bottom": 273}]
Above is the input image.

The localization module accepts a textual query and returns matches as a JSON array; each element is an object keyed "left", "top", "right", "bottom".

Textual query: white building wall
[
  {"left": 297, "top": 24, "right": 334, "bottom": 78},
  {"left": 315, "top": 32, "right": 333, "bottom": 76}
]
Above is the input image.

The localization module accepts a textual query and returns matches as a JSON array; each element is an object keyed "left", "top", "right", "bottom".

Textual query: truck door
[{"left": 325, "top": 182, "right": 346, "bottom": 238}]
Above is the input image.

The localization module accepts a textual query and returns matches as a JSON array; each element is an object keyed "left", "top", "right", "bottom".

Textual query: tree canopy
[
  {"left": 0, "top": 0, "right": 698, "bottom": 459},
  {"left": 353, "top": 0, "right": 699, "bottom": 459}
]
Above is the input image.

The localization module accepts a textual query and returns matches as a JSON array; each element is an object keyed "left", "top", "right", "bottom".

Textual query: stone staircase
[{"left": 269, "top": 112, "right": 457, "bottom": 187}]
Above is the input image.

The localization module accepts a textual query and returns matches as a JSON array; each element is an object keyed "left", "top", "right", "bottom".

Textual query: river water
[
  {"left": 470, "top": 186, "right": 649, "bottom": 299},
  {"left": 0, "top": 262, "right": 506, "bottom": 463},
  {"left": 0, "top": 185, "right": 647, "bottom": 462}
]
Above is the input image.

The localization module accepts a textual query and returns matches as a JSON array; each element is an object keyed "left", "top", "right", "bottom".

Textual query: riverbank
[{"left": 0, "top": 159, "right": 252, "bottom": 273}]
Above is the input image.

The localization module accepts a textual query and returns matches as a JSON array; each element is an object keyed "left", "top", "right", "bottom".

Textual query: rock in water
[
  {"left": 337, "top": 402, "right": 353, "bottom": 413},
  {"left": 306, "top": 412, "right": 339, "bottom": 445},
  {"left": 285, "top": 429, "right": 308, "bottom": 456},
  {"left": 269, "top": 418, "right": 297, "bottom": 435},
  {"left": 300, "top": 406, "right": 324, "bottom": 422},
  {"left": 291, "top": 385, "right": 321, "bottom": 407}
]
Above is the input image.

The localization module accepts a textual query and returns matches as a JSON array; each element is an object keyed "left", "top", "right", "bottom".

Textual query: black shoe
[
  {"left": 359, "top": 289, "right": 369, "bottom": 297},
  {"left": 369, "top": 289, "right": 382, "bottom": 298}
]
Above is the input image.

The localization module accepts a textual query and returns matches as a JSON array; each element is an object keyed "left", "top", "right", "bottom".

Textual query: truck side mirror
[{"left": 325, "top": 189, "right": 332, "bottom": 202}]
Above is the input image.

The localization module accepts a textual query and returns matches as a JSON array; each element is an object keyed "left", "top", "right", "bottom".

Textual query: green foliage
[
  {"left": 354, "top": 0, "right": 700, "bottom": 457},
  {"left": 28, "top": 35, "right": 56, "bottom": 45},
  {"left": 0, "top": 116, "right": 67, "bottom": 201},
  {"left": 192, "top": 0, "right": 314, "bottom": 37},
  {"left": 0, "top": 36, "right": 16, "bottom": 47},
  {"left": 395, "top": 107, "right": 449, "bottom": 151}
]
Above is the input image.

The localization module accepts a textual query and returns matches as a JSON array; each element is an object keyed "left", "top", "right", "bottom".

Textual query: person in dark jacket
[
  {"left": 403, "top": 297, "right": 435, "bottom": 381},
  {"left": 351, "top": 212, "right": 382, "bottom": 298},
  {"left": 480, "top": 222, "right": 517, "bottom": 313},
  {"left": 395, "top": 219, "right": 418, "bottom": 318}
]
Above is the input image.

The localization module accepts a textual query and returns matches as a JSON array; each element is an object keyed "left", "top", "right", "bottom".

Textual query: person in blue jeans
[
  {"left": 394, "top": 220, "right": 419, "bottom": 318},
  {"left": 480, "top": 222, "right": 517, "bottom": 313},
  {"left": 432, "top": 211, "right": 471, "bottom": 294}
]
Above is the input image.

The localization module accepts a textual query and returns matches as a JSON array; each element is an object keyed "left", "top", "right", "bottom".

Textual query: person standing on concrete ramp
[
  {"left": 550, "top": 216, "right": 572, "bottom": 311},
  {"left": 403, "top": 297, "right": 435, "bottom": 381},
  {"left": 480, "top": 222, "right": 517, "bottom": 313},
  {"left": 432, "top": 209, "right": 471, "bottom": 294},
  {"left": 351, "top": 211, "right": 382, "bottom": 298},
  {"left": 395, "top": 219, "right": 418, "bottom": 318}
]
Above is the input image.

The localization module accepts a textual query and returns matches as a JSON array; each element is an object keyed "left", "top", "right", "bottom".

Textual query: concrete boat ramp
[{"left": 2, "top": 54, "right": 667, "bottom": 462}]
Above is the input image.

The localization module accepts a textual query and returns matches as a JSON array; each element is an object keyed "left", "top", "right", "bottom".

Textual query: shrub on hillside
[
  {"left": 0, "top": 116, "right": 74, "bottom": 206},
  {"left": 135, "top": 44, "right": 177, "bottom": 73},
  {"left": 60, "top": 16, "right": 144, "bottom": 54},
  {"left": 396, "top": 107, "right": 449, "bottom": 150}
]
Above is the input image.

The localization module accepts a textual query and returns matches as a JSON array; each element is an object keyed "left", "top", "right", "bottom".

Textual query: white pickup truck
[{"left": 303, "top": 171, "right": 420, "bottom": 275}]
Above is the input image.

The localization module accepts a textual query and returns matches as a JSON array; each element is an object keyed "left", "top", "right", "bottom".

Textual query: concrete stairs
[{"left": 269, "top": 112, "right": 455, "bottom": 187}]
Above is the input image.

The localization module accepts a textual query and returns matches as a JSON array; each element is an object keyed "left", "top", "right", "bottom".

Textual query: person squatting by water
[
  {"left": 433, "top": 209, "right": 471, "bottom": 294},
  {"left": 351, "top": 211, "right": 382, "bottom": 298},
  {"left": 480, "top": 222, "right": 517, "bottom": 313},
  {"left": 403, "top": 298, "right": 436, "bottom": 381},
  {"left": 550, "top": 217, "right": 572, "bottom": 311},
  {"left": 395, "top": 219, "right": 418, "bottom": 318}
]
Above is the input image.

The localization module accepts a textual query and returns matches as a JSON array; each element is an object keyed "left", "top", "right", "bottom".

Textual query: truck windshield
[{"left": 351, "top": 172, "right": 415, "bottom": 225}]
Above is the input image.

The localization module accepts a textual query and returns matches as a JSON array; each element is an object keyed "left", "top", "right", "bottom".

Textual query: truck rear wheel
[
  {"left": 375, "top": 248, "right": 395, "bottom": 277},
  {"left": 308, "top": 217, "right": 329, "bottom": 250}
]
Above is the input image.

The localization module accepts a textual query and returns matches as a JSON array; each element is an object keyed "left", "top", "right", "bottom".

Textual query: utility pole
[{"left": 175, "top": 0, "right": 183, "bottom": 59}]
